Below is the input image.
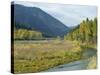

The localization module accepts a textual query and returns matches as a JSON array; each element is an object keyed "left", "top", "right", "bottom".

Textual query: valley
[
  {"left": 13, "top": 40, "right": 97, "bottom": 73},
  {"left": 11, "top": 2, "right": 97, "bottom": 74}
]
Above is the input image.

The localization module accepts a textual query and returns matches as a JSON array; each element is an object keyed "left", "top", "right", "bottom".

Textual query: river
[{"left": 43, "top": 48, "right": 97, "bottom": 72}]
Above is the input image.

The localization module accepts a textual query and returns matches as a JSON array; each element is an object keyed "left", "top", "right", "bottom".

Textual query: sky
[{"left": 13, "top": 1, "right": 97, "bottom": 27}]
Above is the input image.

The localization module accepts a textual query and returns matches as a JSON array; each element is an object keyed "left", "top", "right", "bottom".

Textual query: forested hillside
[
  {"left": 64, "top": 18, "right": 97, "bottom": 44},
  {"left": 14, "top": 28, "right": 43, "bottom": 40},
  {"left": 14, "top": 21, "right": 44, "bottom": 40}
]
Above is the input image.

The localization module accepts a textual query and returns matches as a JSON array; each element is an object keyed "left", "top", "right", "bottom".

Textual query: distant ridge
[{"left": 12, "top": 4, "right": 70, "bottom": 37}]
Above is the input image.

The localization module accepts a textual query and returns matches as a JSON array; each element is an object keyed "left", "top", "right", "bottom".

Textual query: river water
[{"left": 43, "top": 48, "right": 97, "bottom": 72}]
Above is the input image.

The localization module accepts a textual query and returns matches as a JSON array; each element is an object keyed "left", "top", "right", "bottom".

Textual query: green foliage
[
  {"left": 65, "top": 18, "right": 97, "bottom": 43},
  {"left": 14, "top": 22, "right": 43, "bottom": 40},
  {"left": 14, "top": 29, "right": 43, "bottom": 40}
]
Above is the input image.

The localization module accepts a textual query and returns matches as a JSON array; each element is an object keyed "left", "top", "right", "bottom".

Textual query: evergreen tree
[{"left": 64, "top": 18, "right": 97, "bottom": 43}]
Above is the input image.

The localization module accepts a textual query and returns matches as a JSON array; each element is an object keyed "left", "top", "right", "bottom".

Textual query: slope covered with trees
[
  {"left": 14, "top": 29, "right": 43, "bottom": 40},
  {"left": 14, "top": 23, "right": 43, "bottom": 40},
  {"left": 64, "top": 18, "right": 97, "bottom": 44}
]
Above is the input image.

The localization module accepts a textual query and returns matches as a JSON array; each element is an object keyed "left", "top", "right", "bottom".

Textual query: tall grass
[
  {"left": 13, "top": 40, "right": 82, "bottom": 73},
  {"left": 87, "top": 56, "right": 97, "bottom": 69}
]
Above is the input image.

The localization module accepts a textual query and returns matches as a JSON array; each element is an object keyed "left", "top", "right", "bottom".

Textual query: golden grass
[
  {"left": 87, "top": 56, "right": 97, "bottom": 69},
  {"left": 13, "top": 40, "right": 82, "bottom": 73}
]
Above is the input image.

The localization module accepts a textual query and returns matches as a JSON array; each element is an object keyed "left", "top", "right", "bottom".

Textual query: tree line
[
  {"left": 64, "top": 18, "right": 97, "bottom": 43},
  {"left": 14, "top": 29, "right": 43, "bottom": 40},
  {"left": 14, "top": 18, "right": 97, "bottom": 41}
]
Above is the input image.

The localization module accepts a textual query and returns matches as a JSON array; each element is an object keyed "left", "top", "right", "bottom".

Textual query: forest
[
  {"left": 64, "top": 18, "right": 97, "bottom": 44},
  {"left": 14, "top": 18, "right": 97, "bottom": 43},
  {"left": 14, "top": 29, "right": 43, "bottom": 40}
]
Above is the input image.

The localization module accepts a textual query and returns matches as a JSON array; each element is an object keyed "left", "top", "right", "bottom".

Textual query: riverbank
[
  {"left": 44, "top": 48, "right": 97, "bottom": 72},
  {"left": 13, "top": 40, "right": 97, "bottom": 73}
]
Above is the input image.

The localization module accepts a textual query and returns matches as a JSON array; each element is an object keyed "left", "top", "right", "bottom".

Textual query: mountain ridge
[{"left": 12, "top": 4, "right": 70, "bottom": 37}]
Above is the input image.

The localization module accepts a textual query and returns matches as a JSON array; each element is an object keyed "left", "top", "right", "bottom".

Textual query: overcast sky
[{"left": 14, "top": 1, "right": 97, "bottom": 27}]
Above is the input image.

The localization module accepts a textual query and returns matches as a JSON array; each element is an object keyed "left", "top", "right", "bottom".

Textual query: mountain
[{"left": 11, "top": 4, "right": 70, "bottom": 37}]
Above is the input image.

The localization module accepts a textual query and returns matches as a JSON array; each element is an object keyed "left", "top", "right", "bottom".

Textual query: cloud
[{"left": 14, "top": 1, "right": 97, "bottom": 27}]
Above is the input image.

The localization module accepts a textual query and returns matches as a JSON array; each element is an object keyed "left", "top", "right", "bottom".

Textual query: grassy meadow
[{"left": 13, "top": 40, "right": 84, "bottom": 73}]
